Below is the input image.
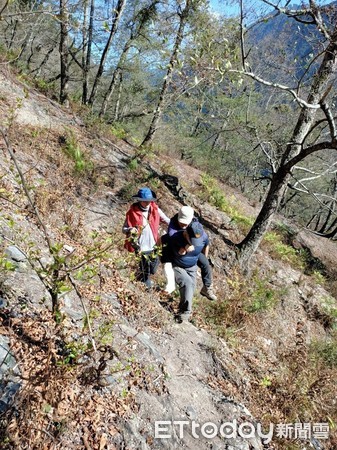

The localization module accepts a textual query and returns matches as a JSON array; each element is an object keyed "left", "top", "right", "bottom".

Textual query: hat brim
[{"left": 132, "top": 196, "right": 156, "bottom": 202}]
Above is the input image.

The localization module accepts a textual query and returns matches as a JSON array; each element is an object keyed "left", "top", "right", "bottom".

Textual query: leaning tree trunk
[
  {"left": 141, "top": 0, "right": 191, "bottom": 146},
  {"left": 237, "top": 168, "right": 290, "bottom": 268},
  {"left": 237, "top": 21, "right": 337, "bottom": 269}
]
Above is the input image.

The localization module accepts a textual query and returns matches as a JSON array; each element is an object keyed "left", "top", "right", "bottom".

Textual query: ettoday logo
[
  {"left": 154, "top": 420, "right": 330, "bottom": 443},
  {"left": 154, "top": 420, "right": 274, "bottom": 443}
]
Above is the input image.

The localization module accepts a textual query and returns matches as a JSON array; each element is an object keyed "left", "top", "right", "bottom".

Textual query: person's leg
[
  {"left": 163, "top": 262, "right": 176, "bottom": 294},
  {"left": 197, "top": 253, "right": 212, "bottom": 287},
  {"left": 149, "top": 254, "right": 160, "bottom": 275},
  {"left": 137, "top": 253, "right": 152, "bottom": 287},
  {"left": 173, "top": 265, "right": 197, "bottom": 317},
  {"left": 198, "top": 253, "right": 217, "bottom": 301}
]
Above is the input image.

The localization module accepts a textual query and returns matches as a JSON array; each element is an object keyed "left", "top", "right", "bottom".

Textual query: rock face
[
  {"left": 132, "top": 324, "right": 265, "bottom": 449},
  {"left": 0, "top": 335, "right": 21, "bottom": 413},
  {"left": 5, "top": 246, "right": 26, "bottom": 263}
]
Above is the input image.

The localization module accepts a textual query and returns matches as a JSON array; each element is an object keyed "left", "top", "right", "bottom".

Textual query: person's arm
[
  {"left": 201, "top": 233, "right": 210, "bottom": 256},
  {"left": 158, "top": 208, "right": 170, "bottom": 225},
  {"left": 122, "top": 219, "right": 137, "bottom": 235}
]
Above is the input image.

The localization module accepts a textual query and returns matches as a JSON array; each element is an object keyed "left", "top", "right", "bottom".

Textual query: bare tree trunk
[
  {"left": 99, "top": 50, "right": 127, "bottom": 117},
  {"left": 113, "top": 71, "right": 123, "bottom": 121},
  {"left": 82, "top": 0, "right": 95, "bottom": 104},
  {"left": 0, "top": 0, "right": 10, "bottom": 18},
  {"left": 100, "top": 0, "right": 159, "bottom": 117},
  {"left": 59, "top": 0, "right": 69, "bottom": 106},
  {"left": 88, "top": 0, "right": 126, "bottom": 107},
  {"left": 141, "top": 0, "right": 192, "bottom": 146}
]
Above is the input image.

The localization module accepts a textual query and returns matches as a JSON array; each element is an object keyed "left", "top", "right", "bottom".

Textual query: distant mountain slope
[{"left": 247, "top": 3, "right": 336, "bottom": 82}]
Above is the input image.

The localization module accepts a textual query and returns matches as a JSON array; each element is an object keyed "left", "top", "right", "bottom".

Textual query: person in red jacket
[{"left": 123, "top": 187, "right": 169, "bottom": 288}]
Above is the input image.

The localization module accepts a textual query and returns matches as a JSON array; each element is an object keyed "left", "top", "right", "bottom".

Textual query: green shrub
[
  {"left": 263, "top": 231, "right": 304, "bottom": 268},
  {"left": 246, "top": 276, "right": 280, "bottom": 313},
  {"left": 311, "top": 339, "right": 337, "bottom": 368},
  {"left": 111, "top": 123, "right": 127, "bottom": 139},
  {"left": 128, "top": 158, "right": 139, "bottom": 171},
  {"left": 199, "top": 174, "right": 253, "bottom": 232},
  {"left": 321, "top": 296, "right": 337, "bottom": 329}
]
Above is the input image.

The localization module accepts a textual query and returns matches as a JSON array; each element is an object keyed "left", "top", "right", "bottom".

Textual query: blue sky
[{"left": 210, "top": 0, "right": 240, "bottom": 16}]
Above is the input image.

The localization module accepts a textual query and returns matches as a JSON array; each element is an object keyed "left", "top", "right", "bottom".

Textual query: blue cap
[
  {"left": 188, "top": 221, "right": 203, "bottom": 238},
  {"left": 132, "top": 187, "right": 156, "bottom": 202}
]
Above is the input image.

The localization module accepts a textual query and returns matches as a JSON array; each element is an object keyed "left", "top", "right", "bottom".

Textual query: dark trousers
[
  {"left": 136, "top": 251, "right": 160, "bottom": 288},
  {"left": 197, "top": 253, "right": 212, "bottom": 287}
]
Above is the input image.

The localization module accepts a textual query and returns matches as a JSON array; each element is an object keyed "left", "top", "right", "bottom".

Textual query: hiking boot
[
  {"left": 200, "top": 285, "right": 217, "bottom": 301},
  {"left": 175, "top": 312, "right": 191, "bottom": 323}
]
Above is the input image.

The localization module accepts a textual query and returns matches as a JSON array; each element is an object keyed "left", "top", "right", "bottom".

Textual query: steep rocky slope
[{"left": 0, "top": 68, "right": 336, "bottom": 450}]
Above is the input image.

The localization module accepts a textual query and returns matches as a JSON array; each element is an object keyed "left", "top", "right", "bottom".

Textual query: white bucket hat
[{"left": 178, "top": 206, "right": 194, "bottom": 225}]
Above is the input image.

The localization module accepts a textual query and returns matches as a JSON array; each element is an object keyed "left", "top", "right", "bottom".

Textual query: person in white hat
[
  {"left": 166, "top": 206, "right": 217, "bottom": 302},
  {"left": 168, "top": 220, "right": 211, "bottom": 322}
]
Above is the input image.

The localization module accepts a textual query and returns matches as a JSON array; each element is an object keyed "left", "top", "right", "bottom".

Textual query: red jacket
[{"left": 124, "top": 202, "right": 161, "bottom": 252}]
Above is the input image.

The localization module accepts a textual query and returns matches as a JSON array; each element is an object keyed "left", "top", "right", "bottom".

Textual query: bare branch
[
  {"left": 0, "top": 0, "right": 9, "bottom": 18},
  {"left": 230, "top": 70, "right": 321, "bottom": 109},
  {"left": 66, "top": 272, "right": 97, "bottom": 354},
  {"left": 309, "top": 0, "right": 331, "bottom": 40},
  {"left": 260, "top": 0, "right": 314, "bottom": 18},
  {"left": 239, "top": 0, "right": 246, "bottom": 70},
  {"left": 292, "top": 161, "right": 337, "bottom": 190},
  {"left": 285, "top": 141, "right": 337, "bottom": 171},
  {"left": 1, "top": 10, "right": 59, "bottom": 19}
]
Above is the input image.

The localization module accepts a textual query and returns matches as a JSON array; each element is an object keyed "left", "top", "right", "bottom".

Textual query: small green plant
[
  {"left": 34, "top": 78, "right": 56, "bottom": 95},
  {"left": 200, "top": 173, "right": 229, "bottom": 209},
  {"left": 321, "top": 296, "right": 337, "bottom": 329},
  {"left": 160, "top": 162, "right": 178, "bottom": 176},
  {"left": 312, "top": 270, "right": 326, "bottom": 285},
  {"left": 58, "top": 341, "right": 88, "bottom": 365},
  {"left": 128, "top": 158, "right": 139, "bottom": 171},
  {"left": 260, "top": 376, "right": 272, "bottom": 387},
  {"left": 62, "top": 129, "right": 93, "bottom": 174},
  {"left": 31, "top": 129, "right": 40, "bottom": 138},
  {"left": 118, "top": 182, "right": 139, "bottom": 200},
  {"left": 146, "top": 176, "right": 161, "bottom": 191},
  {"left": 96, "top": 320, "right": 114, "bottom": 345},
  {"left": 0, "top": 255, "right": 16, "bottom": 272}
]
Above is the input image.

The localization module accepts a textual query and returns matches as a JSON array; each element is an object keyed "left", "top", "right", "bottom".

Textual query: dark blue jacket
[{"left": 169, "top": 225, "right": 209, "bottom": 268}]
